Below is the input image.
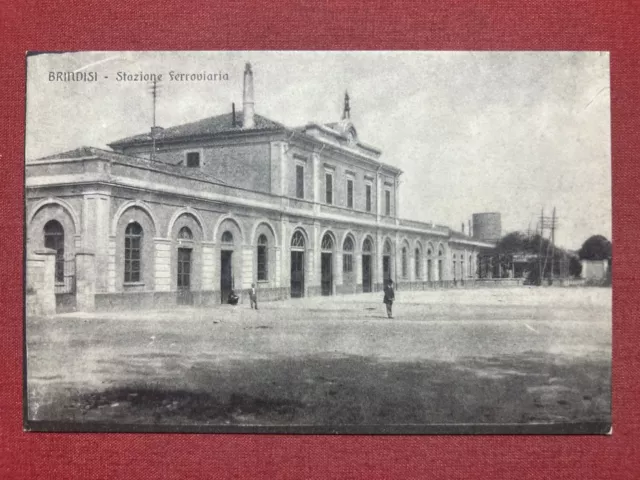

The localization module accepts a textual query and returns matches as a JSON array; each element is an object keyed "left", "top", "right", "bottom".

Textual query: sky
[{"left": 25, "top": 51, "right": 611, "bottom": 250}]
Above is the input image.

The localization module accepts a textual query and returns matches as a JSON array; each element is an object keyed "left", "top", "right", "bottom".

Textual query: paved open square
[{"left": 26, "top": 287, "right": 611, "bottom": 431}]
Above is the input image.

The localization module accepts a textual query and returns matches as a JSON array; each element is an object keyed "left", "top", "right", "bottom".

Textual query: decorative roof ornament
[{"left": 342, "top": 91, "right": 351, "bottom": 120}]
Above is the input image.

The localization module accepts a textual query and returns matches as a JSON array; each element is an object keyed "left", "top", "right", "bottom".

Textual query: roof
[
  {"left": 108, "top": 112, "right": 286, "bottom": 148},
  {"left": 31, "top": 146, "right": 228, "bottom": 184}
]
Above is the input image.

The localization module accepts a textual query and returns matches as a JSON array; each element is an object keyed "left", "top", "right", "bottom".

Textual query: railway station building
[{"left": 25, "top": 63, "right": 495, "bottom": 313}]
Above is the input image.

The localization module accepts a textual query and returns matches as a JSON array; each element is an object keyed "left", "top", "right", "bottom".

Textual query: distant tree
[
  {"left": 578, "top": 235, "right": 612, "bottom": 261},
  {"left": 569, "top": 255, "right": 582, "bottom": 278}
]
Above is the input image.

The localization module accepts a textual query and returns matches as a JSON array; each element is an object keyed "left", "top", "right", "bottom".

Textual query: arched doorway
[
  {"left": 290, "top": 230, "right": 306, "bottom": 298},
  {"left": 427, "top": 246, "right": 433, "bottom": 282},
  {"left": 383, "top": 239, "right": 392, "bottom": 284},
  {"left": 44, "top": 220, "right": 65, "bottom": 284},
  {"left": 220, "top": 230, "right": 235, "bottom": 303},
  {"left": 176, "top": 226, "right": 194, "bottom": 305},
  {"left": 362, "top": 237, "right": 373, "bottom": 293},
  {"left": 320, "top": 232, "right": 335, "bottom": 296},
  {"left": 438, "top": 245, "right": 444, "bottom": 281}
]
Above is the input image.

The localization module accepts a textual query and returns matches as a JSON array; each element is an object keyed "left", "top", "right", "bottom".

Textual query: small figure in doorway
[
  {"left": 249, "top": 283, "right": 258, "bottom": 310},
  {"left": 227, "top": 290, "right": 239, "bottom": 305},
  {"left": 383, "top": 279, "right": 395, "bottom": 319}
]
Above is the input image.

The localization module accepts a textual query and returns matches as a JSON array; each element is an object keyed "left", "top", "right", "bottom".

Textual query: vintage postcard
[{"left": 24, "top": 51, "right": 611, "bottom": 433}]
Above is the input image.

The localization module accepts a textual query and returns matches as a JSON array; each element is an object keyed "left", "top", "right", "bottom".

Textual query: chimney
[
  {"left": 461, "top": 222, "right": 465, "bottom": 234},
  {"left": 232, "top": 103, "right": 236, "bottom": 127},
  {"left": 243, "top": 63, "right": 255, "bottom": 129},
  {"left": 468, "top": 220, "right": 472, "bottom": 237}
]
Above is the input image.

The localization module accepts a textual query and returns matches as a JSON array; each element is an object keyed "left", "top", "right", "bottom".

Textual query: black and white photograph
[{"left": 24, "top": 51, "right": 612, "bottom": 434}]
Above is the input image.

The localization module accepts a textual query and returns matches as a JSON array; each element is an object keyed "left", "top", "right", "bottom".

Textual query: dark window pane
[
  {"left": 186, "top": 152, "right": 200, "bottom": 167},
  {"left": 366, "top": 185, "right": 372, "bottom": 212},
  {"left": 296, "top": 165, "right": 304, "bottom": 199},
  {"left": 325, "top": 173, "right": 333, "bottom": 204}
]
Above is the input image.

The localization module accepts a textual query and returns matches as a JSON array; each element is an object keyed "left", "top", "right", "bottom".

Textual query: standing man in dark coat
[{"left": 383, "top": 279, "right": 395, "bottom": 319}]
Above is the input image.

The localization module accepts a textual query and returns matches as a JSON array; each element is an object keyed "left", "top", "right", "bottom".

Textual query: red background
[{"left": 1, "top": 1, "right": 638, "bottom": 478}]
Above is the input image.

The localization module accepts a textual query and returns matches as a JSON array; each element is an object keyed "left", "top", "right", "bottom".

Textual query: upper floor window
[
  {"left": 365, "top": 183, "right": 372, "bottom": 212},
  {"left": 124, "top": 222, "right": 143, "bottom": 283},
  {"left": 346, "top": 177, "right": 354, "bottom": 209},
  {"left": 385, "top": 189, "right": 391, "bottom": 216},
  {"left": 296, "top": 164, "right": 304, "bottom": 199},
  {"left": 186, "top": 151, "right": 200, "bottom": 168},
  {"left": 325, "top": 172, "right": 333, "bottom": 205}
]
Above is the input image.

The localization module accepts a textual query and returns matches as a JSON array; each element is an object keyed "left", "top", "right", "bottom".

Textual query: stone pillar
[
  {"left": 75, "top": 250, "right": 96, "bottom": 312},
  {"left": 201, "top": 242, "right": 216, "bottom": 291},
  {"left": 107, "top": 236, "right": 117, "bottom": 292},
  {"left": 376, "top": 173, "right": 382, "bottom": 222},
  {"left": 82, "top": 193, "right": 111, "bottom": 292},
  {"left": 274, "top": 247, "right": 282, "bottom": 288},
  {"left": 242, "top": 245, "right": 253, "bottom": 290},
  {"left": 312, "top": 153, "right": 320, "bottom": 207},
  {"left": 280, "top": 218, "right": 290, "bottom": 293},
  {"left": 34, "top": 249, "right": 57, "bottom": 316},
  {"left": 154, "top": 238, "right": 172, "bottom": 292},
  {"left": 394, "top": 175, "right": 400, "bottom": 219}
]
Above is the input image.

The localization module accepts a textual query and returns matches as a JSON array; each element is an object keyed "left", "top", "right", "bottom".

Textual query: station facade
[{"left": 25, "top": 63, "right": 494, "bottom": 313}]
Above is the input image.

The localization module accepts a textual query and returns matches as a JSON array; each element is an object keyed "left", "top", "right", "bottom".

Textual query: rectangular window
[
  {"left": 365, "top": 184, "right": 372, "bottom": 212},
  {"left": 385, "top": 190, "right": 391, "bottom": 216},
  {"left": 325, "top": 172, "right": 333, "bottom": 205},
  {"left": 346, "top": 178, "right": 354, "bottom": 208},
  {"left": 343, "top": 254, "right": 353, "bottom": 273},
  {"left": 257, "top": 245, "right": 268, "bottom": 281},
  {"left": 296, "top": 164, "right": 304, "bottom": 199},
  {"left": 186, "top": 152, "right": 200, "bottom": 168}
]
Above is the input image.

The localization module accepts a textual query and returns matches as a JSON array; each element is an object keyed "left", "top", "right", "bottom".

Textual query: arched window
[
  {"left": 415, "top": 247, "right": 421, "bottom": 279},
  {"left": 461, "top": 255, "right": 465, "bottom": 278},
  {"left": 221, "top": 230, "right": 234, "bottom": 244},
  {"left": 402, "top": 247, "right": 408, "bottom": 278},
  {"left": 291, "top": 230, "right": 305, "bottom": 250},
  {"left": 178, "top": 226, "right": 193, "bottom": 240},
  {"left": 383, "top": 240, "right": 392, "bottom": 255},
  {"left": 343, "top": 236, "right": 354, "bottom": 273},
  {"left": 321, "top": 233, "right": 334, "bottom": 251},
  {"left": 363, "top": 237, "right": 373, "bottom": 254},
  {"left": 124, "top": 222, "right": 143, "bottom": 283},
  {"left": 469, "top": 255, "right": 473, "bottom": 278},
  {"left": 257, "top": 234, "right": 268, "bottom": 281},
  {"left": 44, "top": 220, "right": 64, "bottom": 283}
]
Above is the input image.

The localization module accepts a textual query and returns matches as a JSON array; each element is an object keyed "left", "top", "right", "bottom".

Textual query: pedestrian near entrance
[
  {"left": 383, "top": 279, "right": 395, "bottom": 319},
  {"left": 249, "top": 283, "right": 258, "bottom": 310},
  {"left": 228, "top": 290, "right": 239, "bottom": 305}
]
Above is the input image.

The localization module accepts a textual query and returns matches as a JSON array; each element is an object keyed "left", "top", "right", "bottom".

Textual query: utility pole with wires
[{"left": 538, "top": 207, "right": 559, "bottom": 284}]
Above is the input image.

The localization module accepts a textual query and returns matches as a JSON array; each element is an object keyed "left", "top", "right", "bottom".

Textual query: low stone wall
[
  {"left": 94, "top": 287, "right": 290, "bottom": 311},
  {"left": 473, "top": 278, "right": 524, "bottom": 288}
]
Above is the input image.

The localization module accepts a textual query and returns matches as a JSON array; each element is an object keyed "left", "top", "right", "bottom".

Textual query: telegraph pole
[
  {"left": 538, "top": 208, "right": 544, "bottom": 284},
  {"left": 550, "top": 207, "right": 556, "bottom": 284}
]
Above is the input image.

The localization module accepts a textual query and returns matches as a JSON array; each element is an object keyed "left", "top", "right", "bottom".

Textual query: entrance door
[
  {"left": 177, "top": 248, "right": 193, "bottom": 305},
  {"left": 290, "top": 251, "right": 305, "bottom": 298},
  {"left": 383, "top": 255, "right": 391, "bottom": 284},
  {"left": 321, "top": 252, "right": 333, "bottom": 296},
  {"left": 220, "top": 250, "right": 233, "bottom": 304},
  {"left": 362, "top": 254, "right": 372, "bottom": 293}
]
